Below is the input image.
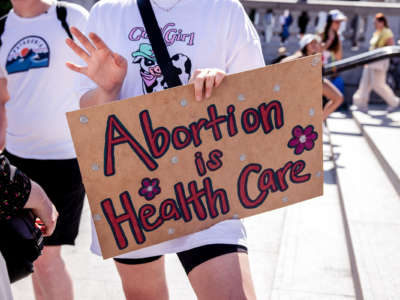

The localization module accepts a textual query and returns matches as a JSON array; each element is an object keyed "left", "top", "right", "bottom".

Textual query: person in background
[
  {"left": 321, "top": 9, "right": 347, "bottom": 109},
  {"left": 0, "top": 1, "right": 88, "bottom": 299},
  {"left": 353, "top": 13, "right": 400, "bottom": 113},
  {"left": 280, "top": 9, "right": 293, "bottom": 44},
  {"left": 297, "top": 11, "right": 309, "bottom": 38},
  {"left": 322, "top": 9, "right": 347, "bottom": 61},
  {"left": 65, "top": 0, "right": 265, "bottom": 299},
  {"left": 350, "top": 15, "right": 360, "bottom": 51},
  {"left": 264, "top": 9, "right": 275, "bottom": 44},
  {"left": 281, "top": 34, "right": 344, "bottom": 120},
  {"left": 270, "top": 46, "right": 288, "bottom": 64},
  {"left": 315, "top": 11, "right": 327, "bottom": 35},
  {"left": 248, "top": 8, "right": 256, "bottom": 23},
  {"left": 0, "top": 68, "right": 58, "bottom": 300}
]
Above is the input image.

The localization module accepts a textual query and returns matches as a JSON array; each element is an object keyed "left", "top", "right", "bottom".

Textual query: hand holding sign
[
  {"left": 66, "top": 27, "right": 128, "bottom": 102},
  {"left": 189, "top": 69, "right": 226, "bottom": 101}
]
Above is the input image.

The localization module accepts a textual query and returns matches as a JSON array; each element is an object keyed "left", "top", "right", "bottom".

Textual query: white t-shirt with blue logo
[
  {"left": 0, "top": 2, "right": 88, "bottom": 159},
  {"left": 80, "top": 0, "right": 266, "bottom": 259}
]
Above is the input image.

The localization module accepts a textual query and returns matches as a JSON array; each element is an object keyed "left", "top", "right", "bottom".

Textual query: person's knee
[
  {"left": 188, "top": 253, "right": 256, "bottom": 300},
  {"left": 115, "top": 259, "right": 168, "bottom": 300},
  {"left": 34, "top": 247, "right": 65, "bottom": 275},
  {"left": 122, "top": 285, "right": 168, "bottom": 300}
]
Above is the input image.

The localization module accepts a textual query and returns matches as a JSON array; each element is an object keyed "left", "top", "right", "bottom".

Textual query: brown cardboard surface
[{"left": 67, "top": 55, "right": 323, "bottom": 259}]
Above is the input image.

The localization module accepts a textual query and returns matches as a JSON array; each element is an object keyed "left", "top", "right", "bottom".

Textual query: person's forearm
[
  {"left": 80, "top": 86, "right": 121, "bottom": 108},
  {"left": 0, "top": 104, "right": 7, "bottom": 150},
  {"left": 385, "top": 37, "right": 394, "bottom": 46}
]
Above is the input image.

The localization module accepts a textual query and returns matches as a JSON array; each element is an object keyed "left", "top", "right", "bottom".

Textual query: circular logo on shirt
[{"left": 6, "top": 35, "right": 50, "bottom": 74}]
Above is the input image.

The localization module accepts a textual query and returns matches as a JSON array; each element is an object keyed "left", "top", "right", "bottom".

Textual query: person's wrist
[{"left": 100, "top": 81, "right": 123, "bottom": 102}]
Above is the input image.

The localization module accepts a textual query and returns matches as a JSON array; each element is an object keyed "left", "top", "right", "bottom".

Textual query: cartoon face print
[{"left": 132, "top": 43, "right": 192, "bottom": 94}]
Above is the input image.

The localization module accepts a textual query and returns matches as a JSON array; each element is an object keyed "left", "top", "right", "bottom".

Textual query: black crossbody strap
[
  {"left": 56, "top": 2, "right": 73, "bottom": 40},
  {"left": 0, "top": 14, "right": 8, "bottom": 47},
  {"left": 137, "top": 0, "right": 182, "bottom": 88}
]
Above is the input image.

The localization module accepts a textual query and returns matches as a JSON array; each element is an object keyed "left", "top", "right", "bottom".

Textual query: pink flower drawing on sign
[
  {"left": 139, "top": 178, "right": 161, "bottom": 200},
  {"left": 288, "top": 125, "right": 318, "bottom": 155}
]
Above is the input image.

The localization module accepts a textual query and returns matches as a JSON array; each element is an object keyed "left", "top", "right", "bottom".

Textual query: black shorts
[
  {"left": 4, "top": 150, "right": 85, "bottom": 246},
  {"left": 114, "top": 244, "right": 248, "bottom": 274}
]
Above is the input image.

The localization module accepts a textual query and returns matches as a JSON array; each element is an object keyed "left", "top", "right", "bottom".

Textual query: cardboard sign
[{"left": 67, "top": 55, "right": 323, "bottom": 259}]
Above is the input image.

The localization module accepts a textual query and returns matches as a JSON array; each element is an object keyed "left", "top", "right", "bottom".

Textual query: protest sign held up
[{"left": 67, "top": 55, "right": 323, "bottom": 259}]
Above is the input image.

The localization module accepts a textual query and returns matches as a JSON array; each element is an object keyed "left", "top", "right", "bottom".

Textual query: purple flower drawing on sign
[
  {"left": 139, "top": 178, "right": 161, "bottom": 200},
  {"left": 288, "top": 125, "right": 318, "bottom": 155}
]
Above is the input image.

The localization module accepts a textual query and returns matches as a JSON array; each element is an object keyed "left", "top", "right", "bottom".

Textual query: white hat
[
  {"left": 299, "top": 34, "right": 321, "bottom": 50},
  {"left": 329, "top": 9, "right": 347, "bottom": 21}
]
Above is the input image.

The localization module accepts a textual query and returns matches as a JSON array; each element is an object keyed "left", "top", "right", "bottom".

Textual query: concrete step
[
  {"left": 269, "top": 130, "right": 356, "bottom": 300},
  {"left": 351, "top": 107, "right": 400, "bottom": 197},
  {"left": 327, "top": 112, "right": 400, "bottom": 300}
]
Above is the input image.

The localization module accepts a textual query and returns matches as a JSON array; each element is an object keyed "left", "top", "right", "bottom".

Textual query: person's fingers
[
  {"left": 194, "top": 70, "right": 208, "bottom": 101},
  {"left": 214, "top": 70, "right": 226, "bottom": 87},
  {"left": 205, "top": 71, "right": 215, "bottom": 99},
  {"left": 39, "top": 201, "right": 58, "bottom": 237},
  {"left": 65, "top": 38, "right": 90, "bottom": 62},
  {"left": 190, "top": 68, "right": 225, "bottom": 101},
  {"left": 189, "top": 69, "right": 202, "bottom": 84},
  {"left": 89, "top": 32, "right": 109, "bottom": 51},
  {"left": 42, "top": 206, "right": 58, "bottom": 236},
  {"left": 65, "top": 62, "right": 88, "bottom": 75},
  {"left": 70, "top": 27, "right": 96, "bottom": 54}
]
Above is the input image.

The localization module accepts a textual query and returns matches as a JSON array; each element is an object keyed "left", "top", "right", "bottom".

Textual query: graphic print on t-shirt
[
  {"left": 6, "top": 36, "right": 50, "bottom": 74},
  {"left": 132, "top": 43, "right": 192, "bottom": 94},
  {"left": 128, "top": 23, "right": 195, "bottom": 94}
]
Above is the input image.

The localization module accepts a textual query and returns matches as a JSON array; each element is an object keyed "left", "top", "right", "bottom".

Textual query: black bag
[
  {"left": 0, "top": 209, "right": 44, "bottom": 283},
  {"left": 137, "top": 0, "right": 182, "bottom": 88}
]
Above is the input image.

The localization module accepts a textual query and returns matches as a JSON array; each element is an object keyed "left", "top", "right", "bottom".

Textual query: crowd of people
[{"left": 252, "top": 7, "right": 400, "bottom": 114}]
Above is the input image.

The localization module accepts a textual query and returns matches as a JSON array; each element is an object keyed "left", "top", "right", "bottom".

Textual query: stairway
[{"left": 326, "top": 108, "right": 400, "bottom": 300}]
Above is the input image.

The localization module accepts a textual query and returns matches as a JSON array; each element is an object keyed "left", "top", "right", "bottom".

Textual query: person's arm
[
  {"left": 336, "top": 39, "right": 343, "bottom": 60},
  {"left": 0, "top": 76, "right": 9, "bottom": 150},
  {"left": 322, "top": 30, "right": 335, "bottom": 51},
  {"left": 0, "top": 104, "right": 6, "bottom": 151},
  {"left": 322, "top": 78, "right": 343, "bottom": 120},
  {"left": 385, "top": 37, "right": 395, "bottom": 46},
  {"left": 0, "top": 156, "right": 58, "bottom": 236},
  {"left": 280, "top": 51, "right": 303, "bottom": 63},
  {"left": 24, "top": 180, "right": 58, "bottom": 236}
]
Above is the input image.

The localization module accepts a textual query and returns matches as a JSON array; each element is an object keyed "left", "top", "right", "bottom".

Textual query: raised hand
[
  {"left": 189, "top": 68, "right": 226, "bottom": 101},
  {"left": 66, "top": 27, "right": 128, "bottom": 98}
]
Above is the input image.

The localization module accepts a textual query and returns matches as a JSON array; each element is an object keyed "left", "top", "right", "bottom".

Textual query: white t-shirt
[
  {"left": 0, "top": 2, "right": 88, "bottom": 159},
  {"left": 0, "top": 253, "right": 12, "bottom": 300},
  {"left": 81, "top": 0, "right": 266, "bottom": 258}
]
